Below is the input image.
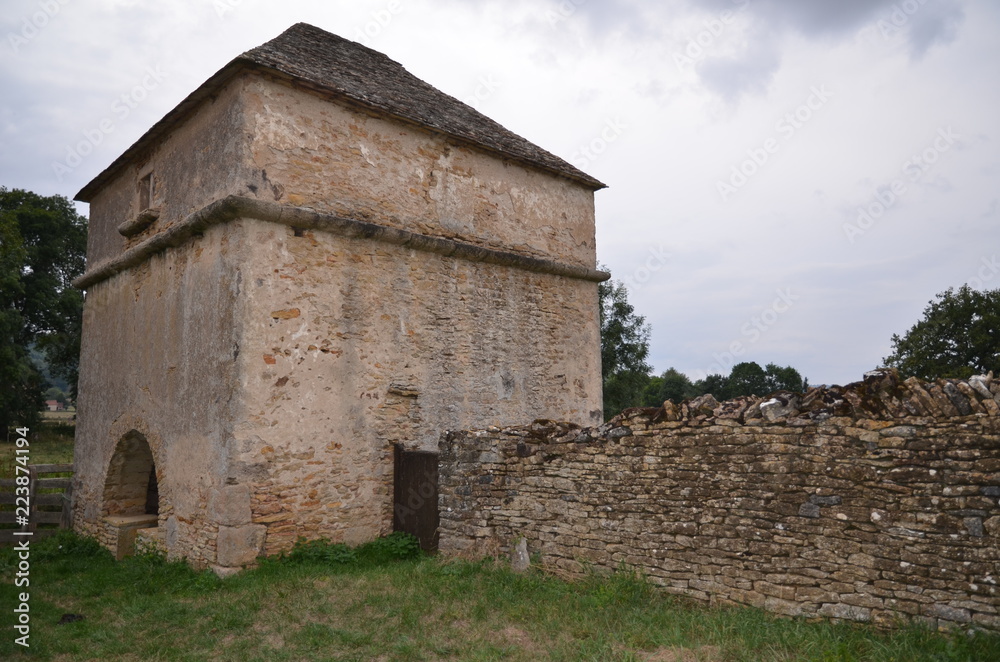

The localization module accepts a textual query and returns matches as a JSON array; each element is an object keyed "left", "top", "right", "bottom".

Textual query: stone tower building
[{"left": 71, "top": 23, "right": 607, "bottom": 573}]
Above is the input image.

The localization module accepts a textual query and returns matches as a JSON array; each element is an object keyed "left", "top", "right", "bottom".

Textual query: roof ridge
[{"left": 76, "top": 23, "right": 605, "bottom": 201}]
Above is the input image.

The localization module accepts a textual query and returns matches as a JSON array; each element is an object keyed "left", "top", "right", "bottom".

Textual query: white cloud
[{"left": 1, "top": 0, "right": 997, "bottom": 386}]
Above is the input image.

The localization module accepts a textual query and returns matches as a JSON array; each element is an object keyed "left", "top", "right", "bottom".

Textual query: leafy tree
[
  {"left": 644, "top": 367, "right": 698, "bottom": 406},
  {"left": 763, "top": 362, "right": 807, "bottom": 393},
  {"left": 692, "top": 373, "right": 729, "bottom": 400},
  {"left": 883, "top": 285, "right": 1000, "bottom": 379},
  {"left": 0, "top": 210, "right": 40, "bottom": 432},
  {"left": 691, "top": 362, "right": 807, "bottom": 400},
  {"left": 599, "top": 272, "right": 651, "bottom": 419},
  {"left": 0, "top": 187, "right": 87, "bottom": 433},
  {"left": 726, "top": 361, "right": 769, "bottom": 398}
]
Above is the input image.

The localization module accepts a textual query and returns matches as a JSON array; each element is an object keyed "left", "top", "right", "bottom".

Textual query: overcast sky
[{"left": 2, "top": 0, "right": 998, "bottom": 387}]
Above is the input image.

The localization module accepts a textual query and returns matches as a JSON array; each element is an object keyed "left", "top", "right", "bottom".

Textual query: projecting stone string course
[{"left": 439, "top": 369, "right": 1000, "bottom": 630}]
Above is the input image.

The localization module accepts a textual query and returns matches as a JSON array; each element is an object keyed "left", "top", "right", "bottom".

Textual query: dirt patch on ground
[
  {"left": 500, "top": 626, "right": 536, "bottom": 648},
  {"left": 636, "top": 645, "right": 723, "bottom": 661}
]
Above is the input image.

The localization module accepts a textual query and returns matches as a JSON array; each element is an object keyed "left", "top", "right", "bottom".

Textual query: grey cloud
[
  {"left": 682, "top": 0, "right": 968, "bottom": 100},
  {"left": 697, "top": 44, "right": 781, "bottom": 101},
  {"left": 904, "top": 0, "right": 965, "bottom": 58},
  {"left": 566, "top": 0, "right": 658, "bottom": 39},
  {"left": 674, "top": 0, "right": 894, "bottom": 102},
  {"left": 691, "top": 0, "right": 899, "bottom": 36}
]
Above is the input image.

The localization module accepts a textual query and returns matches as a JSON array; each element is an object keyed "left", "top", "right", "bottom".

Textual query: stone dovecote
[{"left": 71, "top": 23, "right": 607, "bottom": 573}]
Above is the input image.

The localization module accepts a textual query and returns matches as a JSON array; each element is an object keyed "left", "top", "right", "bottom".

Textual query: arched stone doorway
[{"left": 102, "top": 431, "right": 161, "bottom": 558}]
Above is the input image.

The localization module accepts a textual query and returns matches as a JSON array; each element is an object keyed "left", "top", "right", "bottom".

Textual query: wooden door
[{"left": 393, "top": 447, "right": 439, "bottom": 552}]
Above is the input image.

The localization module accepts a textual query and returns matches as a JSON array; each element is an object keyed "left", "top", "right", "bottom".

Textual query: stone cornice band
[{"left": 73, "top": 195, "right": 610, "bottom": 290}]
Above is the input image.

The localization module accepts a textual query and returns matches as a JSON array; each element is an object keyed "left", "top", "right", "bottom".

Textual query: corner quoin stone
[
  {"left": 209, "top": 484, "right": 252, "bottom": 527},
  {"left": 215, "top": 524, "right": 266, "bottom": 568}
]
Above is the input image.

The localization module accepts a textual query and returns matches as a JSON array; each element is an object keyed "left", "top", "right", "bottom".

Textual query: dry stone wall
[{"left": 439, "top": 370, "right": 1000, "bottom": 630}]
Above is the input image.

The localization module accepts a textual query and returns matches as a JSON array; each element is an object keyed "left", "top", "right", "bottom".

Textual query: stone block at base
[
  {"left": 210, "top": 564, "right": 244, "bottom": 578},
  {"left": 216, "top": 524, "right": 266, "bottom": 567}
]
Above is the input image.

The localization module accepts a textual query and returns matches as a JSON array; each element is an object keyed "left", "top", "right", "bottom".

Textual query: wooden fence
[{"left": 0, "top": 464, "right": 74, "bottom": 544}]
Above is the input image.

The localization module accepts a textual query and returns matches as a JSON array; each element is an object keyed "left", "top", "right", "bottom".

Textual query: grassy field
[
  {"left": 1, "top": 532, "right": 999, "bottom": 662},
  {"left": 0, "top": 422, "right": 76, "bottom": 479},
  {"left": 40, "top": 410, "right": 77, "bottom": 424},
  {"left": 2, "top": 426, "right": 999, "bottom": 660}
]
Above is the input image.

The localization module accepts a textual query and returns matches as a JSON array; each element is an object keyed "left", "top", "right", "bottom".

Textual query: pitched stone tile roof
[{"left": 77, "top": 23, "right": 604, "bottom": 201}]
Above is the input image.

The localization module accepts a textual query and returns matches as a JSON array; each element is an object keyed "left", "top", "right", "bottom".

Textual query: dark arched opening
[{"left": 102, "top": 431, "right": 159, "bottom": 517}]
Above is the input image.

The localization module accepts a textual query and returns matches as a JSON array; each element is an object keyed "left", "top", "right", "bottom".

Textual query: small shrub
[
  {"left": 285, "top": 537, "right": 357, "bottom": 565},
  {"left": 270, "top": 533, "right": 421, "bottom": 569},
  {"left": 358, "top": 531, "right": 421, "bottom": 562}
]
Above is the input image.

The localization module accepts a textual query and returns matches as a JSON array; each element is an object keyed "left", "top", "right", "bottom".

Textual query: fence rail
[{"left": 0, "top": 463, "right": 74, "bottom": 544}]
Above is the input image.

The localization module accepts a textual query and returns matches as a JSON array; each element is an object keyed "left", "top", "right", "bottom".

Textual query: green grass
[
  {"left": 0, "top": 422, "right": 76, "bottom": 479},
  {"left": 1, "top": 429, "right": 997, "bottom": 659},
  {"left": 1, "top": 534, "right": 998, "bottom": 661}
]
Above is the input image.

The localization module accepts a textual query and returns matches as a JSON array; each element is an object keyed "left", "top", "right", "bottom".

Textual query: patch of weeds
[
  {"left": 282, "top": 536, "right": 358, "bottom": 565},
  {"left": 355, "top": 531, "right": 421, "bottom": 564},
  {"left": 583, "top": 563, "right": 653, "bottom": 608},
  {"left": 9, "top": 530, "right": 112, "bottom": 567},
  {"left": 262, "top": 532, "right": 422, "bottom": 570}
]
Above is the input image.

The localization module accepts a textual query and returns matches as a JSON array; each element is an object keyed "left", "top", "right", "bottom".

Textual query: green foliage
[
  {"left": 359, "top": 530, "right": 422, "bottom": 562},
  {"left": 1, "top": 533, "right": 999, "bottom": 661},
  {"left": 692, "top": 373, "right": 728, "bottom": 400},
  {"left": 603, "top": 369, "right": 653, "bottom": 419},
  {"left": 0, "top": 187, "right": 87, "bottom": 434},
  {"left": 726, "top": 361, "right": 770, "bottom": 397},
  {"left": 283, "top": 536, "right": 358, "bottom": 565},
  {"left": 31, "top": 529, "right": 111, "bottom": 563},
  {"left": 692, "top": 361, "right": 807, "bottom": 400},
  {"left": 276, "top": 532, "right": 422, "bottom": 568},
  {"left": 599, "top": 270, "right": 652, "bottom": 419},
  {"left": 763, "top": 362, "right": 808, "bottom": 393},
  {"left": 582, "top": 564, "right": 653, "bottom": 609},
  {"left": 0, "top": 421, "right": 75, "bottom": 480},
  {"left": 642, "top": 367, "right": 698, "bottom": 406},
  {"left": 884, "top": 285, "right": 1000, "bottom": 379},
  {"left": 0, "top": 210, "right": 42, "bottom": 432}
]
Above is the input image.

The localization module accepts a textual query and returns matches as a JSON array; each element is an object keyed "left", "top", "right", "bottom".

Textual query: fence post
[{"left": 60, "top": 480, "right": 74, "bottom": 530}]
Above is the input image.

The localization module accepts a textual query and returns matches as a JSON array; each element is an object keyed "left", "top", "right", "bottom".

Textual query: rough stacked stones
[{"left": 439, "top": 370, "right": 1000, "bottom": 630}]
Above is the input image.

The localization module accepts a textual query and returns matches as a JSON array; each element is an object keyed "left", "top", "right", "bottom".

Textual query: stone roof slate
[{"left": 77, "top": 22, "right": 604, "bottom": 201}]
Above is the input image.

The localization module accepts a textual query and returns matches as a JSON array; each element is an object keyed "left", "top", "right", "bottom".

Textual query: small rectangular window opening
[{"left": 138, "top": 173, "right": 152, "bottom": 211}]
